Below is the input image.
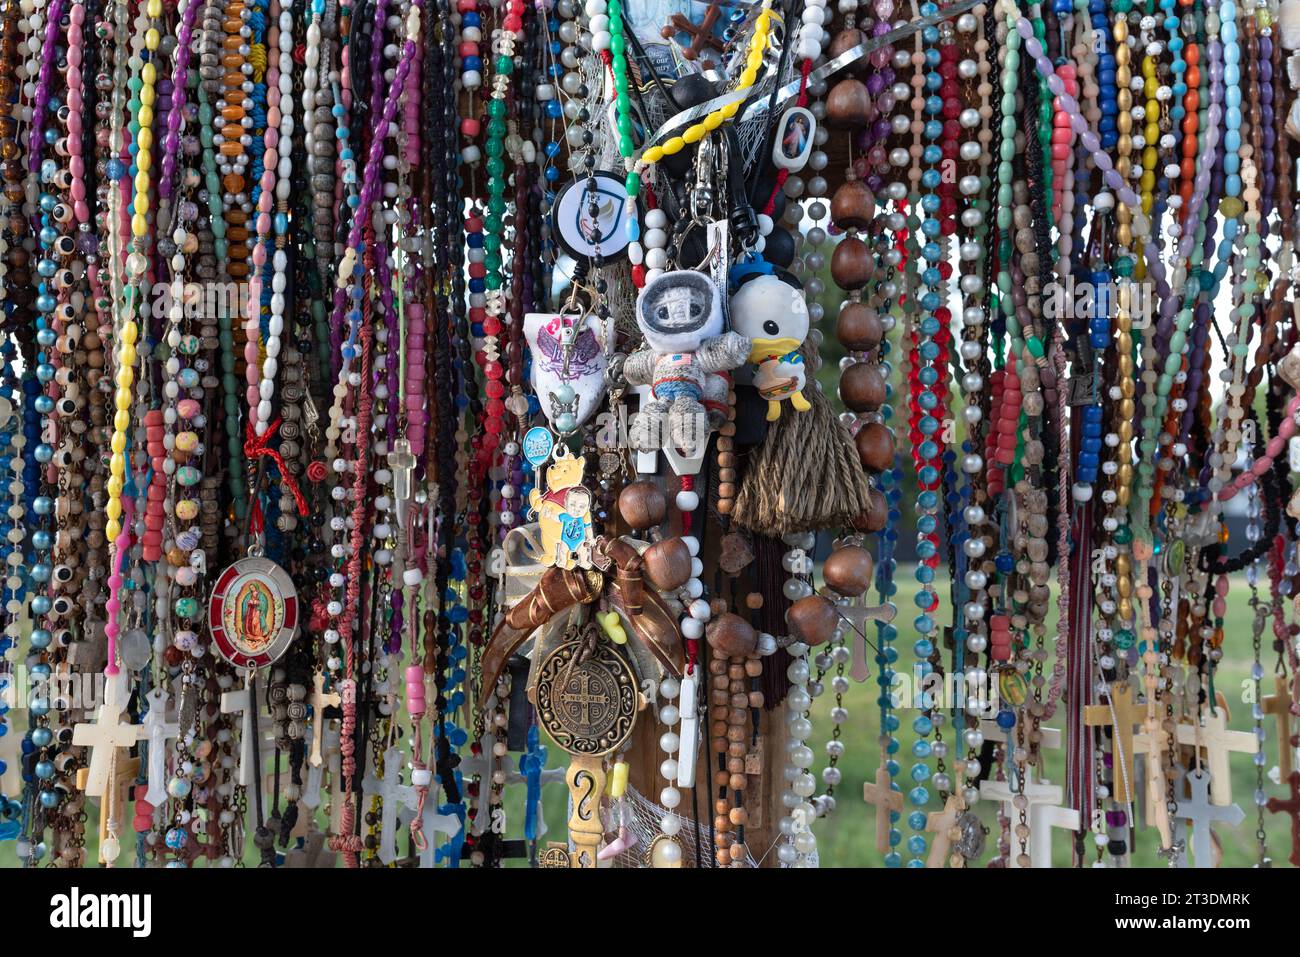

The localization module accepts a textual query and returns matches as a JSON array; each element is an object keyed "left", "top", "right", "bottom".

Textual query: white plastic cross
[
  {"left": 141, "top": 687, "right": 180, "bottom": 805},
  {"left": 415, "top": 802, "right": 464, "bottom": 868},
  {"left": 302, "top": 720, "right": 340, "bottom": 811},
  {"left": 1180, "top": 769, "right": 1244, "bottom": 869},
  {"left": 675, "top": 673, "right": 699, "bottom": 788},
  {"left": 220, "top": 684, "right": 277, "bottom": 788},
  {"left": 980, "top": 777, "right": 1080, "bottom": 868},
  {"left": 361, "top": 746, "right": 417, "bottom": 864},
  {"left": 72, "top": 671, "right": 140, "bottom": 797}
]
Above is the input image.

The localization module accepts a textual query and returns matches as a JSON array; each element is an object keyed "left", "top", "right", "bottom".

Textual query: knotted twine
[{"left": 732, "top": 365, "right": 873, "bottom": 537}]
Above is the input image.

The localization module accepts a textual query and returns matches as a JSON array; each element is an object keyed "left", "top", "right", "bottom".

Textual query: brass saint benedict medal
[
  {"left": 536, "top": 638, "right": 638, "bottom": 756},
  {"left": 536, "top": 637, "right": 639, "bottom": 868}
]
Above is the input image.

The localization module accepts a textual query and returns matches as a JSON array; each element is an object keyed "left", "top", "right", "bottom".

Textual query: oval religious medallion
[
  {"left": 535, "top": 638, "right": 638, "bottom": 756},
  {"left": 207, "top": 556, "right": 300, "bottom": 668}
]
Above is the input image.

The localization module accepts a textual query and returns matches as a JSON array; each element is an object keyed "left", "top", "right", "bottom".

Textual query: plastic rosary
[{"left": 2, "top": 0, "right": 1300, "bottom": 877}]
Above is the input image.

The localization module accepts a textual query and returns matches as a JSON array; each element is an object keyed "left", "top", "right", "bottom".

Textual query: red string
[
  {"left": 243, "top": 417, "right": 310, "bottom": 532},
  {"left": 680, "top": 474, "right": 695, "bottom": 536},
  {"left": 761, "top": 59, "right": 814, "bottom": 217}
]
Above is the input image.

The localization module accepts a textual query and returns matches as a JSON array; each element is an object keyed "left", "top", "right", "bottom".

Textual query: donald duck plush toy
[{"left": 728, "top": 269, "right": 812, "bottom": 421}]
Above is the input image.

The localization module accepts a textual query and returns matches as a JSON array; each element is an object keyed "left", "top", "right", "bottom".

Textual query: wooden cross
[
  {"left": 862, "top": 762, "right": 904, "bottom": 856},
  {"left": 1133, "top": 649, "right": 1173, "bottom": 848},
  {"left": 827, "top": 597, "right": 897, "bottom": 684},
  {"left": 1169, "top": 705, "right": 1259, "bottom": 806},
  {"left": 1180, "top": 768, "right": 1244, "bottom": 869},
  {"left": 980, "top": 777, "right": 1080, "bottom": 868},
  {"left": 1084, "top": 682, "right": 1142, "bottom": 803},
  {"left": 361, "top": 746, "right": 419, "bottom": 865},
  {"left": 285, "top": 828, "right": 338, "bottom": 869},
  {"left": 1265, "top": 770, "right": 1300, "bottom": 867},
  {"left": 307, "top": 672, "right": 341, "bottom": 769},
  {"left": 220, "top": 683, "right": 277, "bottom": 788},
  {"left": 660, "top": 4, "right": 724, "bottom": 64},
  {"left": 1132, "top": 720, "right": 1174, "bottom": 849},
  {"left": 1262, "top": 674, "right": 1293, "bottom": 779},
  {"left": 924, "top": 793, "right": 965, "bottom": 868},
  {"left": 141, "top": 687, "right": 180, "bottom": 806},
  {"left": 72, "top": 671, "right": 141, "bottom": 797}
]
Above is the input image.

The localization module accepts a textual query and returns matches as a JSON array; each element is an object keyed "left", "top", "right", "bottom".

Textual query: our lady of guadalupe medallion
[
  {"left": 208, "top": 556, "right": 299, "bottom": 668},
  {"left": 535, "top": 638, "right": 638, "bottom": 757}
]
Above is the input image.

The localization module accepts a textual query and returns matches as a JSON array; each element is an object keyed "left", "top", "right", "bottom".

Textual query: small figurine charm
[
  {"left": 524, "top": 311, "right": 608, "bottom": 432},
  {"left": 528, "top": 444, "right": 596, "bottom": 569},
  {"left": 624, "top": 270, "right": 750, "bottom": 452},
  {"left": 729, "top": 272, "right": 811, "bottom": 420}
]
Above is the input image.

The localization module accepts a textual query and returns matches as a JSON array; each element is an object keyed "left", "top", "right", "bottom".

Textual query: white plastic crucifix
[
  {"left": 414, "top": 801, "right": 464, "bottom": 868},
  {"left": 220, "top": 680, "right": 277, "bottom": 787},
  {"left": 980, "top": 777, "right": 1080, "bottom": 868},
  {"left": 302, "top": 719, "right": 340, "bottom": 812},
  {"left": 361, "top": 746, "right": 418, "bottom": 864},
  {"left": 141, "top": 687, "right": 180, "bottom": 805},
  {"left": 1180, "top": 768, "right": 1244, "bottom": 869},
  {"left": 72, "top": 670, "right": 140, "bottom": 797}
]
